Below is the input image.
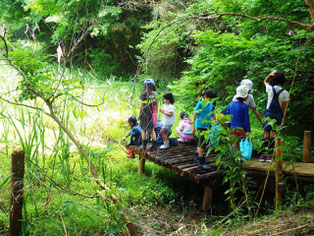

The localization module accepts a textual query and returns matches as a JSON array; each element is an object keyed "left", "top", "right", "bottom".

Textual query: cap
[
  {"left": 240, "top": 79, "right": 253, "bottom": 91},
  {"left": 235, "top": 85, "right": 249, "bottom": 99},
  {"left": 125, "top": 115, "right": 137, "bottom": 124},
  {"left": 144, "top": 78, "right": 155, "bottom": 85}
]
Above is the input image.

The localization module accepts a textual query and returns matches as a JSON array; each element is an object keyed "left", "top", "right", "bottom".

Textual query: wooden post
[
  {"left": 9, "top": 150, "right": 25, "bottom": 236},
  {"left": 275, "top": 138, "right": 284, "bottom": 210},
  {"left": 202, "top": 185, "right": 213, "bottom": 211},
  {"left": 303, "top": 131, "right": 311, "bottom": 163},
  {"left": 138, "top": 158, "right": 145, "bottom": 174}
]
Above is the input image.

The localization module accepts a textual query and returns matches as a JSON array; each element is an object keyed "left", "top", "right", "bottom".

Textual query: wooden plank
[{"left": 243, "top": 159, "right": 314, "bottom": 177}]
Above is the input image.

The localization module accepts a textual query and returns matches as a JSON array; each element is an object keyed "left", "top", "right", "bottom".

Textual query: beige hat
[
  {"left": 235, "top": 85, "right": 249, "bottom": 98},
  {"left": 240, "top": 79, "right": 253, "bottom": 91}
]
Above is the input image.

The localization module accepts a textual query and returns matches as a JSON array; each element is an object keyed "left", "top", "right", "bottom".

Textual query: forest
[{"left": 0, "top": 0, "right": 313, "bottom": 235}]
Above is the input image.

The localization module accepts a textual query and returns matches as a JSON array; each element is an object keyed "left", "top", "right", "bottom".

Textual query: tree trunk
[{"left": 305, "top": 0, "right": 314, "bottom": 23}]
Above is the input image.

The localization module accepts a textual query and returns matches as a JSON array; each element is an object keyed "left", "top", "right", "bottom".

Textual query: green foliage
[
  {"left": 89, "top": 48, "right": 120, "bottom": 77},
  {"left": 206, "top": 116, "right": 255, "bottom": 219}
]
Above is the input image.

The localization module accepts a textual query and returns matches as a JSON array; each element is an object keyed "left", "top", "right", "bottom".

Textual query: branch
[
  {"left": 45, "top": 100, "right": 137, "bottom": 235},
  {"left": 27, "top": 159, "right": 103, "bottom": 199},
  {"left": 0, "top": 95, "right": 49, "bottom": 115},
  {"left": 69, "top": 94, "right": 105, "bottom": 107},
  {"left": 200, "top": 12, "right": 314, "bottom": 29},
  {"left": 0, "top": 35, "right": 8, "bottom": 58},
  {"left": 67, "top": 24, "right": 92, "bottom": 57}
]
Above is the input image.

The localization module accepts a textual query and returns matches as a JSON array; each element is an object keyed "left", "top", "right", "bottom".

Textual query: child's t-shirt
[
  {"left": 233, "top": 94, "right": 256, "bottom": 108},
  {"left": 265, "top": 84, "right": 289, "bottom": 109},
  {"left": 125, "top": 125, "right": 142, "bottom": 146},
  {"left": 226, "top": 101, "right": 251, "bottom": 132},
  {"left": 162, "top": 103, "right": 175, "bottom": 126},
  {"left": 177, "top": 118, "right": 193, "bottom": 134},
  {"left": 195, "top": 100, "right": 213, "bottom": 129}
]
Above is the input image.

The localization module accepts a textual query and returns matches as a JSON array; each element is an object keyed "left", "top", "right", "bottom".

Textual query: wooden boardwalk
[
  {"left": 127, "top": 142, "right": 314, "bottom": 210},
  {"left": 127, "top": 143, "right": 223, "bottom": 184}
]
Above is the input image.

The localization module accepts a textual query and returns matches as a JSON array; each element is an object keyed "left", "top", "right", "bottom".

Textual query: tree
[
  {"left": 136, "top": 0, "right": 313, "bottom": 136},
  {"left": 0, "top": 28, "right": 137, "bottom": 235}
]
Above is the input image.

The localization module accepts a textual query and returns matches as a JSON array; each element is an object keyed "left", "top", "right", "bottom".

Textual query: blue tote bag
[{"left": 239, "top": 136, "right": 253, "bottom": 160}]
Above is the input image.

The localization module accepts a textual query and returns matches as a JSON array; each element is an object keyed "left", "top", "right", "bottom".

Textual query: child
[
  {"left": 259, "top": 70, "right": 289, "bottom": 162},
  {"left": 122, "top": 115, "right": 142, "bottom": 158},
  {"left": 159, "top": 92, "right": 175, "bottom": 149},
  {"left": 176, "top": 112, "right": 194, "bottom": 143},
  {"left": 192, "top": 89, "right": 216, "bottom": 170},
  {"left": 139, "top": 78, "right": 158, "bottom": 150},
  {"left": 226, "top": 85, "right": 251, "bottom": 149},
  {"left": 232, "top": 79, "right": 263, "bottom": 125}
]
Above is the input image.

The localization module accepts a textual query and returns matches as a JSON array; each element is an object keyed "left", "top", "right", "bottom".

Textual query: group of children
[{"left": 123, "top": 70, "right": 289, "bottom": 167}]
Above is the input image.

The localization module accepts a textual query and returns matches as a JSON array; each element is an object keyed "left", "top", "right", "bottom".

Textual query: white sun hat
[
  {"left": 240, "top": 79, "right": 253, "bottom": 91},
  {"left": 235, "top": 85, "right": 249, "bottom": 99}
]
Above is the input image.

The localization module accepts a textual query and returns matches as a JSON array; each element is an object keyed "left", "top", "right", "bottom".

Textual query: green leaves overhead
[{"left": 24, "top": 0, "right": 122, "bottom": 42}]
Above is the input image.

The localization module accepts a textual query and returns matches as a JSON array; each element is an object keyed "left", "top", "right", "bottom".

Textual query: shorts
[
  {"left": 196, "top": 128, "right": 209, "bottom": 148},
  {"left": 162, "top": 125, "right": 172, "bottom": 136},
  {"left": 263, "top": 112, "right": 282, "bottom": 132},
  {"left": 233, "top": 129, "right": 246, "bottom": 138}
]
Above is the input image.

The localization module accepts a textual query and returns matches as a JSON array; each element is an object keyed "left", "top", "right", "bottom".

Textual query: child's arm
[
  {"left": 176, "top": 120, "right": 184, "bottom": 131},
  {"left": 264, "top": 70, "right": 277, "bottom": 85},
  {"left": 160, "top": 109, "right": 173, "bottom": 117},
  {"left": 159, "top": 105, "right": 173, "bottom": 117},
  {"left": 122, "top": 131, "right": 132, "bottom": 141},
  {"left": 281, "top": 101, "right": 288, "bottom": 124},
  {"left": 192, "top": 113, "right": 197, "bottom": 134},
  {"left": 252, "top": 107, "right": 263, "bottom": 125}
]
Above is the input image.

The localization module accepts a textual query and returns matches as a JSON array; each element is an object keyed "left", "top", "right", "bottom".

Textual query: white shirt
[
  {"left": 161, "top": 103, "right": 176, "bottom": 126},
  {"left": 265, "top": 84, "right": 289, "bottom": 109},
  {"left": 233, "top": 94, "right": 255, "bottom": 108}
]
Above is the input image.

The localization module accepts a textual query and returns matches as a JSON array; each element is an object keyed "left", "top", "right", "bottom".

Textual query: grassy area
[{"left": 0, "top": 63, "right": 313, "bottom": 235}]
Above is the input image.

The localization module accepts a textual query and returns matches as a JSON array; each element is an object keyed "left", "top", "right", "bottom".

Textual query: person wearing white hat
[
  {"left": 226, "top": 85, "right": 251, "bottom": 148},
  {"left": 232, "top": 79, "right": 263, "bottom": 125}
]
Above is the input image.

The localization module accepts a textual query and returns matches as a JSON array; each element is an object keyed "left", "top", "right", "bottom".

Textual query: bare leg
[
  {"left": 142, "top": 130, "right": 147, "bottom": 141},
  {"left": 263, "top": 130, "right": 270, "bottom": 139},
  {"left": 270, "top": 131, "right": 277, "bottom": 138},
  {"left": 197, "top": 147, "right": 204, "bottom": 157},
  {"left": 150, "top": 128, "right": 157, "bottom": 141},
  {"left": 161, "top": 128, "right": 168, "bottom": 141}
]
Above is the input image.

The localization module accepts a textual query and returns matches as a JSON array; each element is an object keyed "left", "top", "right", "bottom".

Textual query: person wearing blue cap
[{"left": 138, "top": 78, "right": 158, "bottom": 150}]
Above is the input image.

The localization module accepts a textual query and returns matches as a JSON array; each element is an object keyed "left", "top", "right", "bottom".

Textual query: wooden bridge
[{"left": 127, "top": 135, "right": 313, "bottom": 211}]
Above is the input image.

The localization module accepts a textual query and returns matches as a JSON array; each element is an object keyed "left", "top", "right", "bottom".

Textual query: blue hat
[{"left": 144, "top": 78, "right": 155, "bottom": 85}]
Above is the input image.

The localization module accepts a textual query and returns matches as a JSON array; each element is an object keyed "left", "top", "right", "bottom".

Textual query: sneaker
[
  {"left": 139, "top": 141, "right": 147, "bottom": 151},
  {"left": 177, "top": 138, "right": 184, "bottom": 143},
  {"left": 265, "top": 156, "right": 272, "bottom": 162},
  {"left": 126, "top": 150, "right": 135, "bottom": 158},
  {"left": 258, "top": 155, "right": 265, "bottom": 162},
  {"left": 149, "top": 140, "right": 158, "bottom": 151},
  {"left": 160, "top": 140, "right": 170, "bottom": 149},
  {"left": 127, "top": 153, "right": 135, "bottom": 158}
]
